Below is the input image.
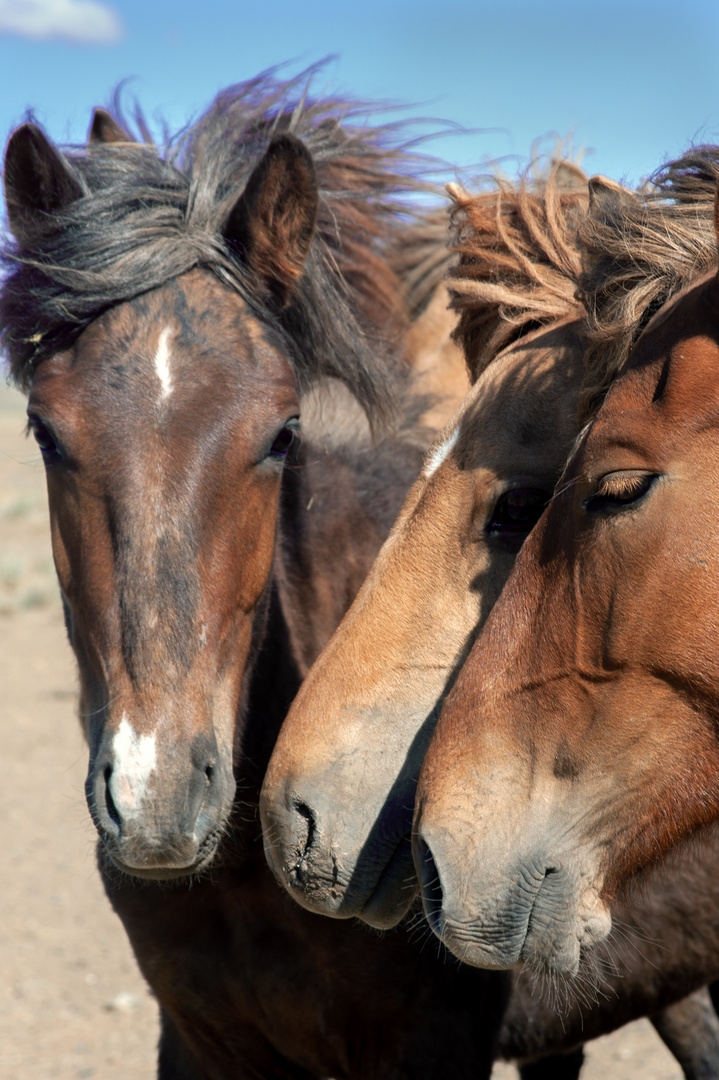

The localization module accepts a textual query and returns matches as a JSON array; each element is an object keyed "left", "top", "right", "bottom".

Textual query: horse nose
[
  {"left": 261, "top": 782, "right": 348, "bottom": 902},
  {"left": 87, "top": 731, "right": 232, "bottom": 873},
  {"left": 262, "top": 787, "right": 318, "bottom": 884}
]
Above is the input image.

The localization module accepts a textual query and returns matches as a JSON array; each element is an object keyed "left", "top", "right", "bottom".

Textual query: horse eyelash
[{"left": 595, "top": 473, "right": 648, "bottom": 500}]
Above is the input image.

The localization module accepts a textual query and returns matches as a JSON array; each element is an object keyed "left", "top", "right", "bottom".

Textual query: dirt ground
[{"left": 0, "top": 378, "right": 686, "bottom": 1079}]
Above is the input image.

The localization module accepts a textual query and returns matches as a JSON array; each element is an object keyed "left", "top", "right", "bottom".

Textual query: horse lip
[
  {"left": 101, "top": 830, "right": 222, "bottom": 881},
  {"left": 356, "top": 833, "right": 417, "bottom": 929}
]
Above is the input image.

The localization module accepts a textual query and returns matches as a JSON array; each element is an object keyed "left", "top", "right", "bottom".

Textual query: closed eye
[{"left": 585, "top": 471, "right": 656, "bottom": 513}]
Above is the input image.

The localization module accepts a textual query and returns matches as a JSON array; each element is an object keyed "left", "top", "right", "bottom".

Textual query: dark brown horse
[
  {"left": 0, "top": 74, "right": 518, "bottom": 1079},
  {"left": 260, "top": 160, "right": 719, "bottom": 1077},
  {"left": 411, "top": 149, "right": 719, "bottom": 979}
]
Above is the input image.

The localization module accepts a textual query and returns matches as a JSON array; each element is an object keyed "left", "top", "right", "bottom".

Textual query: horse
[
  {"left": 409, "top": 147, "right": 719, "bottom": 979},
  {"left": 0, "top": 71, "right": 537, "bottom": 1080},
  {"left": 259, "top": 158, "right": 719, "bottom": 1077}
]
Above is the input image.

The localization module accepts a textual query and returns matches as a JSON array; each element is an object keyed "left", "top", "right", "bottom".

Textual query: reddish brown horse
[
  {"left": 0, "top": 73, "right": 523, "bottom": 1080},
  {"left": 412, "top": 148, "right": 719, "bottom": 980},
  {"left": 260, "top": 160, "right": 719, "bottom": 1077}
]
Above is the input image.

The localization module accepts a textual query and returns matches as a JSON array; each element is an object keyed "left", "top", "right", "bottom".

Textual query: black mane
[{"left": 1, "top": 68, "right": 437, "bottom": 421}]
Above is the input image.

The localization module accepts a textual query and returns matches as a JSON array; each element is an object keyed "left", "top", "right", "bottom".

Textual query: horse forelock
[
  {"left": 577, "top": 144, "right": 719, "bottom": 423},
  {"left": 445, "top": 163, "right": 588, "bottom": 382},
  {"left": 0, "top": 67, "right": 436, "bottom": 425}
]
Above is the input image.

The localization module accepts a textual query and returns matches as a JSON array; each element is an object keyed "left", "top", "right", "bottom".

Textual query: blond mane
[
  {"left": 578, "top": 146, "right": 719, "bottom": 420},
  {"left": 446, "top": 159, "right": 588, "bottom": 381}
]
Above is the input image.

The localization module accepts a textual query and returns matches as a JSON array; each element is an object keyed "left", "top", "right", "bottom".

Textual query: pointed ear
[
  {"left": 581, "top": 175, "right": 636, "bottom": 277},
  {"left": 553, "top": 160, "right": 587, "bottom": 191},
  {"left": 3, "top": 123, "right": 84, "bottom": 245},
  {"left": 587, "top": 175, "right": 634, "bottom": 218},
  {"left": 88, "top": 107, "right": 134, "bottom": 145},
  {"left": 224, "top": 134, "right": 318, "bottom": 307},
  {"left": 714, "top": 180, "right": 719, "bottom": 251}
]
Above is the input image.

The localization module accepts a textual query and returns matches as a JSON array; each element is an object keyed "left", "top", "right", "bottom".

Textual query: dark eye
[
  {"left": 27, "top": 414, "right": 63, "bottom": 466},
  {"left": 486, "top": 488, "right": 550, "bottom": 552},
  {"left": 585, "top": 471, "right": 656, "bottom": 514},
  {"left": 268, "top": 418, "right": 300, "bottom": 460}
]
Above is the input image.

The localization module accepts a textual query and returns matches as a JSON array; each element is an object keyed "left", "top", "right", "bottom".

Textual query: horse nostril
[
  {"left": 102, "top": 764, "right": 122, "bottom": 830},
  {"left": 417, "top": 837, "right": 443, "bottom": 936},
  {"left": 289, "top": 801, "right": 318, "bottom": 885},
  {"left": 205, "top": 763, "right": 214, "bottom": 785}
]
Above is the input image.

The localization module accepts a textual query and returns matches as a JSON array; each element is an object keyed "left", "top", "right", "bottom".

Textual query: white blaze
[
  {"left": 424, "top": 424, "right": 460, "bottom": 478},
  {"left": 111, "top": 713, "right": 157, "bottom": 814},
  {"left": 154, "top": 326, "right": 173, "bottom": 400}
]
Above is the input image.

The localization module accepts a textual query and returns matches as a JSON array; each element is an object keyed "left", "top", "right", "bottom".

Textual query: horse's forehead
[
  {"left": 64, "top": 273, "right": 295, "bottom": 408},
  {"left": 586, "top": 315, "right": 719, "bottom": 465},
  {"left": 457, "top": 337, "right": 582, "bottom": 465},
  {"left": 108, "top": 274, "right": 278, "bottom": 367}
]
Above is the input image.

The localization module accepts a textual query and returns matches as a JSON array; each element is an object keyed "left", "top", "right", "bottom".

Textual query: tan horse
[
  {"left": 413, "top": 148, "right": 719, "bottom": 977},
  {"left": 261, "top": 165, "right": 588, "bottom": 928},
  {"left": 261, "top": 157, "right": 719, "bottom": 1076}
]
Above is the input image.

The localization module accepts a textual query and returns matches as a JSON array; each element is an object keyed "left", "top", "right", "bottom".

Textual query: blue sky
[{"left": 1, "top": 0, "right": 718, "bottom": 194}]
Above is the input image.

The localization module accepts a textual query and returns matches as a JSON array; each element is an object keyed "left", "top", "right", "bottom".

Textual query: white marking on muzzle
[
  {"left": 424, "top": 424, "right": 460, "bottom": 478},
  {"left": 111, "top": 713, "right": 157, "bottom": 815},
  {"left": 154, "top": 326, "right": 173, "bottom": 400}
]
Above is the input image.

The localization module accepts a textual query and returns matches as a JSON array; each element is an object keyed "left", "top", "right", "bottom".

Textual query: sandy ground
[{"left": 0, "top": 379, "right": 685, "bottom": 1079}]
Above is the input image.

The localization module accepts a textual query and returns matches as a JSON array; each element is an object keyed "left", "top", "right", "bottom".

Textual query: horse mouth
[
  {"left": 100, "top": 829, "right": 222, "bottom": 881},
  {"left": 357, "top": 833, "right": 417, "bottom": 929}
]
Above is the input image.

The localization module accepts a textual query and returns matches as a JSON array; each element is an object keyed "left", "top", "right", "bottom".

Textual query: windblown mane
[
  {"left": 446, "top": 159, "right": 588, "bottom": 380},
  {"left": 578, "top": 146, "right": 719, "bottom": 421},
  {"left": 0, "top": 68, "right": 435, "bottom": 422},
  {"left": 391, "top": 205, "right": 454, "bottom": 319}
]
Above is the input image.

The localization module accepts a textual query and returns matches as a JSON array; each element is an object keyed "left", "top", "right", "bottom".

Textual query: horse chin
[
  {"left": 435, "top": 877, "right": 612, "bottom": 978},
  {"left": 100, "top": 832, "right": 222, "bottom": 882}
]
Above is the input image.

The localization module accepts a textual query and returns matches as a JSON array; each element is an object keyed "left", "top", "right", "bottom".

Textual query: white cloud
[{"left": 0, "top": 0, "right": 124, "bottom": 45}]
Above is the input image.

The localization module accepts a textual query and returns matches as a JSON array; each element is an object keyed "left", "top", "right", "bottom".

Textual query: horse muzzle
[
  {"left": 86, "top": 720, "right": 235, "bottom": 879},
  {"left": 413, "top": 824, "right": 612, "bottom": 976}
]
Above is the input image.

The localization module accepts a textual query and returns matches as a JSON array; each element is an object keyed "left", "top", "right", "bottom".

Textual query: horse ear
[
  {"left": 581, "top": 175, "right": 635, "bottom": 277},
  {"left": 224, "top": 133, "right": 318, "bottom": 306},
  {"left": 553, "top": 160, "right": 587, "bottom": 191},
  {"left": 587, "top": 175, "right": 634, "bottom": 218},
  {"left": 3, "top": 122, "right": 84, "bottom": 245},
  {"left": 88, "top": 107, "right": 134, "bottom": 145}
]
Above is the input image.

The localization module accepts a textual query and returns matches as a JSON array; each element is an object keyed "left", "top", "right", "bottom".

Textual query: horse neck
[
  {"left": 234, "top": 436, "right": 383, "bottom": 802},
  {"left": 233, "top": 399, "right": 427, "bottom": 851},
  {"left": 239, "top": 581, "right": 303, "bottom": 797}
]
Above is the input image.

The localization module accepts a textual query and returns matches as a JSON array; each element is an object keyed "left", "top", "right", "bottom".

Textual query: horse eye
[
  {"left": 486, "top": 488, "right": 550, "bottom": 550},
  {"left": 27, "top": 414, "right": 63, "bottom": 465},
  {"left": 585, "top": 471, "right": 655, "bottom": 513},
  {"left": 268, "top": 418, "right": 300, "bottom": 460}
]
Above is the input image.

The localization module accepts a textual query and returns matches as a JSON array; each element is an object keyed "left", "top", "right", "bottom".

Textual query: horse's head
[
  {"left": 413, "top": 235, "right": 719, "bottom": 976},
  {"left": 3, "top": 117, "right": 316, "bottom": 877},
  {"left": 260, "top": 317, "right": 586, "bottom": 925},
  {"left": 260, "top": 169, "right": 590, "bottom": 927}
]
